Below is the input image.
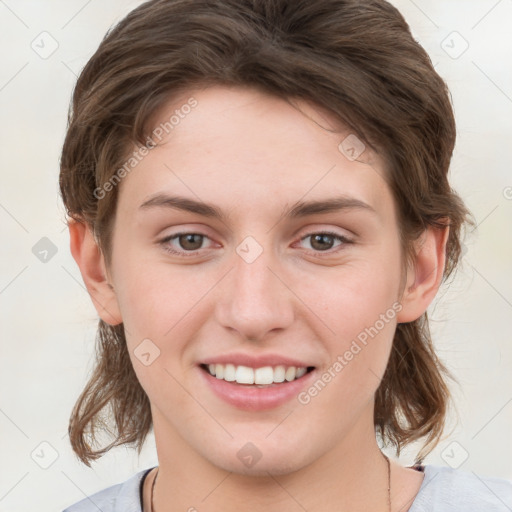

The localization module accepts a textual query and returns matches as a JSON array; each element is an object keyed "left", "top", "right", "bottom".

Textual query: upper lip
[{"left": 200, "top": 353, "right": 316, "bottom": 369}]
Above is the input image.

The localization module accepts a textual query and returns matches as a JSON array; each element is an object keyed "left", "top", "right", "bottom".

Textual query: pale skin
[{"left": 69, "top": 85, "right": 449, "bottom": 511}]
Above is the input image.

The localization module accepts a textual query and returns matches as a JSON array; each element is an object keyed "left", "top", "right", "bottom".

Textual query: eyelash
[{"left": 158, "top": 230, "right": 353, "bottom": 258}]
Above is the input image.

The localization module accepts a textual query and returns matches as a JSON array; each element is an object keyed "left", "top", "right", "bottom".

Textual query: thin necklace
[{"left": 150, "top": 453, "right": 391, "bottom": 512}]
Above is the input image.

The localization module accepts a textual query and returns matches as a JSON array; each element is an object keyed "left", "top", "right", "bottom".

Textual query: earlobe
[
  {"left": 396, "top": 224, "right": 450, "bottom": 324},
  {"left": 68, "top": 218, "right": 123, "bottom": 326}
]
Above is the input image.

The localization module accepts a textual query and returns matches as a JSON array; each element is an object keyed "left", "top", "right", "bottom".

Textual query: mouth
[{"left": 199, "top": 363, "right": 316, "bottom": 388}]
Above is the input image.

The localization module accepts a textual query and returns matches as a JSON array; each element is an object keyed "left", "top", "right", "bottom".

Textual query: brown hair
[{"left": 59, "top": 0, "right": 474, "bottom": 467}]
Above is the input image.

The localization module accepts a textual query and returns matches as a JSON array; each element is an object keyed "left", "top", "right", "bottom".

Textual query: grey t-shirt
[{"left": 62, "top": 464, "right": 512, "bottom": 511}]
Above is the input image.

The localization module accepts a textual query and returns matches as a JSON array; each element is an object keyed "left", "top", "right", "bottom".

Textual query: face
[{"left": 106, "top": 85, "right": 406, "bottom": 475}]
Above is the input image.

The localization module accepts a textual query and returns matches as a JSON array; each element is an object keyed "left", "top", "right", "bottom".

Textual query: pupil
[
  {"left": 181, "top": 234, "right": 202, "bottom": 250},
  {"left": 312, "top": 234, "right": 333, "bottom": 251}
]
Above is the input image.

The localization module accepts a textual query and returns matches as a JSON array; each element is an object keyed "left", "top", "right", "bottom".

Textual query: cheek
[
  {"left": 111, "top": 246, "right": 180, "bottom": 336},
  {"left": 117, "top": 269, "right": 197, "bottom": 407},
  {"left": 297, "top": 248, "right": 401, "bottom": 393},
  {"left": 305, "top": 253, "right": 402, "bottom": 341},
  {"left": 112, "top": 255, "right": 212, "bottom": 378},
  {"left": 300, "top": 298, "right": 397, "bottom": 426}
]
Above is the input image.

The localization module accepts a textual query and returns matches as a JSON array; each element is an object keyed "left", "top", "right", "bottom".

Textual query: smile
[
  {"left": 201, "top": 363, "right": 314, "bottom": 386},
  {"left": 198, "top": 363, "right": 317, "bottom": 411}
]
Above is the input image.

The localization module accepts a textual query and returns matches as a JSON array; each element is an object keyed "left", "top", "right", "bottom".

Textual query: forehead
[{"left": 116, "top": 85, "right": 394, "bottom": 224}]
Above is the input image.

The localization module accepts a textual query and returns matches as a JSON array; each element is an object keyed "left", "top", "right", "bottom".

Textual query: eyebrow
[{"left": 138, "top": 193, "right": 377, "bottom": 222}]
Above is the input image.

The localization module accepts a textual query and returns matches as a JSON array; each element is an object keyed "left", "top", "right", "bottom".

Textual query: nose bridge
[
  {"left": 235, "top": 235, "right": 276, "bottom": 296},
  {"left": 215, "top": 233, "right": 294, "bottom": 339},
  {"left": 233, "top": 233, "right": 282, "bottom": 305}
]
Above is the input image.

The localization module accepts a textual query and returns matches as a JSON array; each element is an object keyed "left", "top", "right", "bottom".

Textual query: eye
[
  {"left": 297, "top": 231, "right": 353, "bottom": 255},
  {"left": 159, "top": 232, "right": 213, "bottom": 257},
  {"left": 158, "top": 230, "right": 353, "bottom": 258}
]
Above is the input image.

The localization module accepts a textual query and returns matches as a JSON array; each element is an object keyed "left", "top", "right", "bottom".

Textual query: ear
[
  {"left": 396, "top": 224, "right": 450, "bottom": 323},
  {"left": 68, "top": 218, "right": 123, "bottom": 326}
]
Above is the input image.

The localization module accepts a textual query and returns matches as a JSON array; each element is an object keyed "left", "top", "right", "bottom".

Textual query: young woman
[{"left": 59, "top": 0, "right": 512, "bottom": 511}]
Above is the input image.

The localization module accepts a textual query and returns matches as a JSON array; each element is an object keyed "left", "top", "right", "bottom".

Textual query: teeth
[
  {"left": 235, "top": 365, "right": 254, "bottom": 384},
  {"left": 296, "top": 367, "right": 307, "bottom": 378},
  {"left": 224, "top": 363, "right": 236, "bottom": 381},
  {"left": 273, "top": 365, "right": 286, "bottom": 383},
  {"left": 254, "top": 366, "right": 273, "bottom": 385},
  {"left": 285, "top": 366, "right": 296, "bottom": 381},
  {"left": 204, "top": 363, "right": 310, "bottom": 385}
]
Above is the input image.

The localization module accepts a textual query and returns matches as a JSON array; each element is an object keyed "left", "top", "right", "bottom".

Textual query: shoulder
[
  {"left": 409, "top": 464, "right": 512, "bottom": 512},
  {"left": 62, "top": 468, "right": 153, "bottom": 512}
]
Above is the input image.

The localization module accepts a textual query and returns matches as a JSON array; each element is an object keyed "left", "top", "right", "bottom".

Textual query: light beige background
[{"left": 0, "top": 1, "right": 511, "bottom": 511}]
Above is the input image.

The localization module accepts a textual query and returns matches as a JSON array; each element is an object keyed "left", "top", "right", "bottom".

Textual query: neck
[{"left": 148, "top": 406, "right": 391, "bottom": 512}]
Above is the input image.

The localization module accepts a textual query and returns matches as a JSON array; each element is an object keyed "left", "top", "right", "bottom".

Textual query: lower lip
[{"left": 197, "top": 366, "right": 317, "bottom": 411}]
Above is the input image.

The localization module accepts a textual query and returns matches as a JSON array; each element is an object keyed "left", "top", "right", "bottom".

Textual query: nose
[{"left": 214, "top": 239, "right": 295, "bottom": 342}]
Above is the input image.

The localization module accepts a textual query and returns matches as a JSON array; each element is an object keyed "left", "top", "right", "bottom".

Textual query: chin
[
  {"left": 200, "top": 434, "right": 317, "bottom": 477},
  {"left": 212, "top": 451, "right": 309, "bottom": 477}
]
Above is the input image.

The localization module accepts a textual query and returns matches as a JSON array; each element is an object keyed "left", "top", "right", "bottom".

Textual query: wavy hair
[{"left": 59, "top": 0, "right": 474, "bottom": 466}]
